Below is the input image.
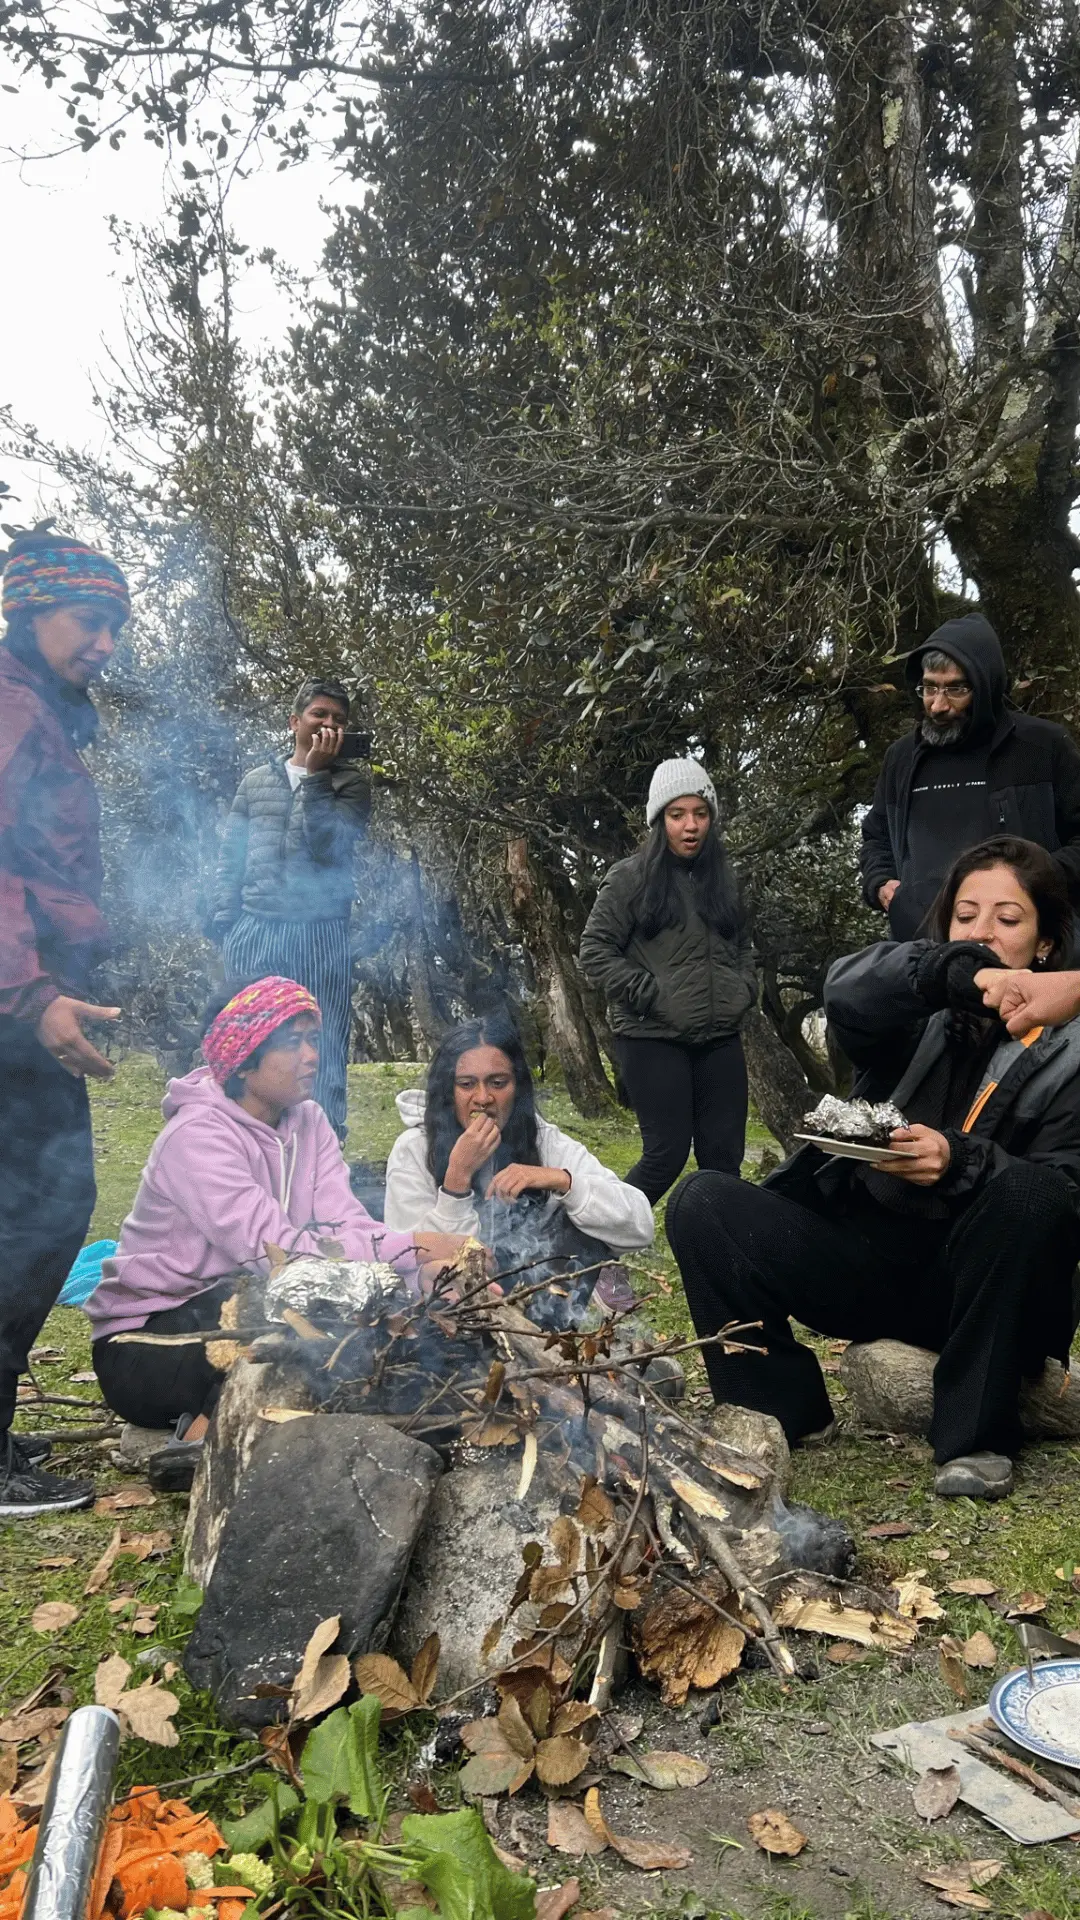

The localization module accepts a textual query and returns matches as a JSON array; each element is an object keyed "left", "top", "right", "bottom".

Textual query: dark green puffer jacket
[
  {"left": 210, "top": 757, "right": 370, "bottom": 931},
  {"left": 579, "top": 851, "right": 756, "bottom": 1043}
]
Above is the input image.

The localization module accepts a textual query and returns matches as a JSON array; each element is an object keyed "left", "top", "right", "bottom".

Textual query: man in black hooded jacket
[{"left": 860, "top": 614, "right": 1080, "bottom": 939}]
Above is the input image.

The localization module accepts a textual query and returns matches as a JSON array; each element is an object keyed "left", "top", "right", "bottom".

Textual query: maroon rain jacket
[{"left": 0, "top": 647, "right": 109, "bottom": 1028}]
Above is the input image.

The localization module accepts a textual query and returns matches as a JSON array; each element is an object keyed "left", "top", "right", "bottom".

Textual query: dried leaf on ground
[
  {"left": 609, "top": 1750, "right": 709, "bottom": 1789},
  {"left": 547, "top": 1801, "right": 607, "bottom": 1858},
  {"left": 913, "top": 1764, "right": 962, "bottom": 1822},
  {"left": 116, "top": 1680, "right": 180, "bottom": 1746},
  {"left": 576, "top": 1476, "right": 615, "bottom": 1534},
  {"left": 947, "top": 1579, "right": 998, "bottom": 1597},
  {"left": 30, "top": 1602, "right": 78, "bottom": 1635},
  {"left": 130, "top": 1606, "right": 160, "bottom": 1637},
  {"left": 892, "top": 1570, "right": 945, "bottom": 1623},
  {"left": 747, "top": 1809, "right": 807, "bottom": 1857},
  {"left": 1005, "top": 1592, "right": 1047, "bottom": 1618},
  {"left": 353, "top": 1652, "right": 421, "bottom": 1718},
  {"left": 928, "top": 1548, "right": 951, "bottom": 1562},
  {"left": 84, "top": 1525, "right": 124, "bottom": 1595},
  {"left": 0, "top": 1746, "right": 16, "bottom": 1795},
  {"left": 460, "top": 1700, "right": 536, "bottom": 1796},
  {"left": 772, "top": 1593, "right": 915, "bottom": 1650},
  {"left": 534, "top": 1736, "right": 591, "bottom": 1787},
  {"left": 962, "top": 1631, "right": 997, "bottom": 1669},
  {"left": 95, "top": 1486, "right": 156, "bottom": 1513},
  {"left": 35, "top": 1557, "right": 76, "bottom": 1571},
  {"left": 939, "top": 1636, "right": 972, "bottom": 1703},
  {"left": 94, "top": 1654, "right": 132, "bottom": 1709},
  {"left": 535, "top": 1878, "right": 580, "bottom": 1920},
  {"left": 13, "top": 1755, "right": 56, "bottom": 1809},
  {"left": 865, "top": 1521, "right": 916, "bottom": 1539},
  {"left": 410, "top": 1633, "right": 440, "bottom": 1705},
  {"left": 0, "top": 1707, "right": 68, "bottom": 1745},
  {"left": 517, "top": 1433, "right": 538, "bottom": 1502},
  {"left": 292, "top": 1616, "right": 350, "bottom": 1722},
  {"left": 826, "top": 1644, "right": 870, "bottom": 1665},
  {"left": 120, "top": 1530, "right": 173, "bottom": 1561},
  {"left": 920, "top": 1861, "right": 1003, "bottom": 1906},
  {"left": 632, "top": 1576, "right": 745, "bottom": 1705}
]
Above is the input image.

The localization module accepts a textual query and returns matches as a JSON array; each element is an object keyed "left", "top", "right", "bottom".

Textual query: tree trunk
[
  {"left": 741, "top": 1007, "right": 812, "bottom": 1156},
  {"left": 505, "top": 837, "right": 614, "bottom": 1116}
]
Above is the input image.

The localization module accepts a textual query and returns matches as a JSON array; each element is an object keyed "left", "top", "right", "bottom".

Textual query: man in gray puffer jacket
[{"left": 210, "top": 678, "right": 370, "bottom": 1138}]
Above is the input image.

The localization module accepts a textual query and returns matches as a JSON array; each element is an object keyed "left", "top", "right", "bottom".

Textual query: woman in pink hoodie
[{"left": 89, "top": 978, "right": 465, "bottom": 1434}]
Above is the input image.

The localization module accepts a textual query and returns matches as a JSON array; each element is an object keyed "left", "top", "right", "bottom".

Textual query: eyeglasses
[{"left": 916, "top": 679, "right": 972, "bottom": 704}]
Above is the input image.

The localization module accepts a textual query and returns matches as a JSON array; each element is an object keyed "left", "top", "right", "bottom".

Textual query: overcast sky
[{"left": 0, "top": 63, "right": 352, "bottom": 518}]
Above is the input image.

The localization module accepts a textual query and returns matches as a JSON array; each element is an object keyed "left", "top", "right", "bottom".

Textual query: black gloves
[{"left": 913, "top": 940, "right": 1002, "bottom": 1013}]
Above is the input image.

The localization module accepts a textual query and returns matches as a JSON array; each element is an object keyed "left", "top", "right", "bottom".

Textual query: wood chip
[{"left": 772, "top": 1593, "right": 916, "bottom": 1649}]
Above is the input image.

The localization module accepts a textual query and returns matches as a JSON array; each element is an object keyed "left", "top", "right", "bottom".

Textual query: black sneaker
[
  {"left": 0, "top": 1434, "right": 94, "bottom": 1517},
  {"left": 13, "top": 1434, "right": 51, "bottom": 1465},
  {"left": 147, "top": 1414, "right": 205, "bottom": 1494}
]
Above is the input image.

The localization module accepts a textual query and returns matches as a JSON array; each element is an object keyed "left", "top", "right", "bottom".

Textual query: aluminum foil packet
[
  {"left": 802, "top": 1096, "right": 907, "bottom": 1141},
  {"left": 264, "top": 1255, "right": 403, "bottom": 1320}
]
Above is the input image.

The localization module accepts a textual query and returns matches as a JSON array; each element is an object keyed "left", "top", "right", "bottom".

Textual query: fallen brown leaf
[
  {"left": 35, "top": 1557, "right": 76, "bottom": 1571},
  {"left": 353, "top": 1651, "right": 421, "bottom": 1719},
  {"left": 581, "top": 1787, "right": 692, "bottom": 1871},
  {"left": 535, "top": 1880, "right": 580, "bottom": 1920},
  {"left": 947, "top": 1579, "right": 997, "bottom": 1598},
  {"left": 919, "top": 1861, "right": 1003, "bottom": 1907},
  {"left": 938, "top": 1635, "right": 971, "bottom": 1704},
  {"left": 292, "top": 1616, "right": 350, "bottom": 1723},
  {"left": 94, "top": 1654, "right": 132, "bottom": 1709},
  {"left": 547, "top": 1801, "right": 606, "bottom": 1858},
  {"left": 1005, "top": 1592, "right": 1047, "bottom": 1619},
  {"left": 608, "top": 1750, "right": 710, "bottom": 1789},
  {"left": 30, "top": 1601, "right": 78, "bottom": 1635},
  {"left": 119, "top": 1530, "right": 173, "bottom": 1561},
  {"left": 130, "top": 1606, "right": 160, "bottom": 1637},
  {"left": 576, "top": 1476, "right": 615, "bottom": 1535},
  {"left": 826, "top": 1644, "right": 870, "bottom": 1665},
  {"left": 928, "top": 1548, "right": 951, "bottom": 1563},
  {"left": 932, "top": 1890, "right": 992, "bottom": 1910},
  {"left": 534, "top": 1736, "right": 591, "bottom": 1788},
  {"left": 961, "top": 1631, "right": 997, "bottom": 1670},
  {"left": 0, "top": 1706, "right": 69, "bottom": 1744},
  {"left": 913, "top": 1764, "right": 962, "bottom": 1822},
  {"left": 115, "top": 1679, "right": 180, "bottom": 1746},
  {"left": 0, "top": 1746, "right": 16, "bottom": 1796},
  {"left": 410, "top": 1633, "right": 440, "bottom": 1706},
  {"left": 95, "top": 1486, "right": 156, "bottom": 1513},
  {"left": 865, "top": 1521, "right": 916, "bottom": 1540},
  {"left": 13, "top": 1753, "right": 56, "bottom": 1809},
  {"left": 747, "top": 1808, "right": 807, "bottom": 1857},
  {"left": 84, "top": 1525, "right": 123, "bottom": 1595},
  {"left": 107, "top": 1597, "right": 132, "bottom": 1616}
]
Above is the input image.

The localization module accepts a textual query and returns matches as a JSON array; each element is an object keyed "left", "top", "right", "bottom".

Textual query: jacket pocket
[{"left": 996, "top": 780, "right": 1058, "bottom": 848}]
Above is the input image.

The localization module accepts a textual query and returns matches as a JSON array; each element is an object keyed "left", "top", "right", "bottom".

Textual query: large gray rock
[
  {"left": 184, "top": 1355, "right": 318, "bottom": 1590},
  {"left": 184, "top": 1414, "right": 441, "bottom": 1729},
  {"left": 392, "top": 1453, "right": 564, "bottom": 1695},
  {"left": 840, "top": 1341, "right": 1080, "bottom": 1441}
]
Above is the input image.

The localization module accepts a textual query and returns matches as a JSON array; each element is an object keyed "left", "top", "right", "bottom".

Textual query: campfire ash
[{"left": 141, "top": 1244, "right": 857, "bottom": 1727}]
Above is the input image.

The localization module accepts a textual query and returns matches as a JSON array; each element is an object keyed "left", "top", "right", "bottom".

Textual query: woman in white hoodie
[{"left": 384, "top": 1014, "right": 654, "bottom": 1324}]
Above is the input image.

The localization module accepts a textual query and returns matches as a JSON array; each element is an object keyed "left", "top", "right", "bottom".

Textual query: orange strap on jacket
[{"left": 961, "top": 1027, "right": 1044, "bottom": 1133}]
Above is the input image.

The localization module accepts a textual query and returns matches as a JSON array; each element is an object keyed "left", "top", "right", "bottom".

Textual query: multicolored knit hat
[
  {"left": 2, "top": 533, "right": 131, "bottom": 624},
  {"left": 203, "top": 977, "right": 321, "bottom": 1084}
]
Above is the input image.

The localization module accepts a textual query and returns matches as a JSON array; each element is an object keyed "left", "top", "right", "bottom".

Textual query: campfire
[{"left": 118, "top": 1245, "right": 860, "bottom": 1727}]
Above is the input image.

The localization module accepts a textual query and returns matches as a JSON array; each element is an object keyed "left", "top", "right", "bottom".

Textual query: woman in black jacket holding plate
[
  {"left": 666, "top": 836, "right": 1080, "bottom": 1501},
  {"left": 579, "top": 759, "right": 756, "bottom": 1201}
]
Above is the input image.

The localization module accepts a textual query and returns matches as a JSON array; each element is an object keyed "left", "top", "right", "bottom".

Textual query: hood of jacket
[
  {"left": 161, "top": 1067, "right": 306, "bottom": 1206},
  {"left": 395, "top": 1087, "right": 427, "bottom": 1127},
  {"left": 905, "top": 613, "right": 1006, "bottom": 742}
]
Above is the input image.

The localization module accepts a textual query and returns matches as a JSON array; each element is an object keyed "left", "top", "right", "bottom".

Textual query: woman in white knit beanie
[{"left": 579, "top": 758, "right": 756, "bottom": 1201}]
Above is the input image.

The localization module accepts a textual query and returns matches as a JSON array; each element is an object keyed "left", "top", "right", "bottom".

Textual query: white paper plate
[
  {"left": 794, "top": 1133, "right": 918, "bottom": 1163},
  {"left": 989, "top": 1660, "right": 1080, "bottom": 1769}
]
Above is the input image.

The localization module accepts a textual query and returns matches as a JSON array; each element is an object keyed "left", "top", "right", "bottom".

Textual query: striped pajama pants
[{"left": 222, "top": 913, "right": 354, "bottom": 1139}]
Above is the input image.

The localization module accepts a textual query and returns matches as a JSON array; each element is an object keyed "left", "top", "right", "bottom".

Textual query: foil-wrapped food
[{"left": 802, "top": 1096, "right": 907, "bottom": 1148}]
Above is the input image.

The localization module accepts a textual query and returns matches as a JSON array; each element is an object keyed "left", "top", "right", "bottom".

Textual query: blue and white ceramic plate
[{"left": 989, "top": 1660, "right": 1080, "bottom": 1769}]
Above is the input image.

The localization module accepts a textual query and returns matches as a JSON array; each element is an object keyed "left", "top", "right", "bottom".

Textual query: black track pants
[
  {"left": 665, "top": 1164, "right": 1080, "bottom": 1463},
  {"left": 0, "top": 1028, "right": 96, "bottom": 1437},
  {"left": 615, "top": 1034, "right": 748, "bottom": 1203},
  {"left": 93, "top": 1280, "right": 235, "bottom": 1430}
]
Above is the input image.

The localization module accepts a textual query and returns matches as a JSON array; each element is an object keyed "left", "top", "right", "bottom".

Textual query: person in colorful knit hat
[
  {"left": 0, "top": 528, "right": 131, "bottom": 1517},
  {"left": 89, "top": 976, "right": 469, "bottom": 1488}
]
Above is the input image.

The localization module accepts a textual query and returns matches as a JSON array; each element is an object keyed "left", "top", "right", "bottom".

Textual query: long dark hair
[
  {"left": 928, "top": 835, "right": 1073, "bottom": 968},
  {"left": 633, "top": 816, "right": 742, "bottom": 940},
  {"left": 424, "top": 1014, "right": 540, "bottom": 1191}
]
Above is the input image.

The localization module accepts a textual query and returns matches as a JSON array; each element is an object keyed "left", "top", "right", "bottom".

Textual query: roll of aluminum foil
[{"left": 23, "top": 1706, "right": 121, "bottom": 1920}]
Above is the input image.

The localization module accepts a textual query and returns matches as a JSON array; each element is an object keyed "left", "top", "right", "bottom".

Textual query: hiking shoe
[
  {"left": 935, "top": 1452, "right": 1014, "bottom": 1500},
  {"left": 13, "top": 1434, "right": 51, "bottom": 1465},
  {"left": 0, "top": 1434, "right": 94, "bottom": 1517}
]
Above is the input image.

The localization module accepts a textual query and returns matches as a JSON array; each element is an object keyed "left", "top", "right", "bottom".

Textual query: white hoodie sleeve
[
  {"left": 384, "top": 1126, "right": 482, "bottom": 1237},
  {"left": 537, "top": 1119, "right": 654, "bottom": 1250}
]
